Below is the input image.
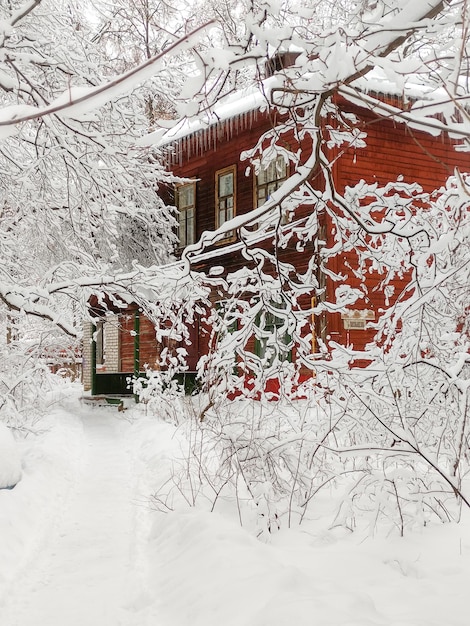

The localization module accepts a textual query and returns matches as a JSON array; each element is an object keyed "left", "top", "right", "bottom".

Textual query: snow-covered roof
[
  {"left": 140, "top": 80, "right": 272, "bottom": 148},
  {"left": 137, "top": 67, "right": 450, "bottom": 150}
]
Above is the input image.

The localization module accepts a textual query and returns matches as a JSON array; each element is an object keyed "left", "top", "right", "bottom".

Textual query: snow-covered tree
[
  {"left": 135, "top": 0, "right": 470, "bottom": 533},
  {"left": 0, "top": 0, "right": 469, "bottom": 532},
  {"left": 0, "top": 0, "right": 192, "bottom": 425}
]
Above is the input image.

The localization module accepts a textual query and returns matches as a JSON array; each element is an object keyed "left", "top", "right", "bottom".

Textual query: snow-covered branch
[{"left": 0, "top": 21, "right": 214, "bottom": 135}]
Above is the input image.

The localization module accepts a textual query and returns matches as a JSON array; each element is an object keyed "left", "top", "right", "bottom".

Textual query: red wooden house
[{"left": 83, "top": 65, "right": 470, "bottom": 397}]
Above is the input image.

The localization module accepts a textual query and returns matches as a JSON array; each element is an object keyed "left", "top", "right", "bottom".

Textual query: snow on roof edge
[
  {"left": 138, "top": 68, "right": 440, "bottom": 149},
  {"left": 139, "top": 82, "right": 271, "bottom": 148}
]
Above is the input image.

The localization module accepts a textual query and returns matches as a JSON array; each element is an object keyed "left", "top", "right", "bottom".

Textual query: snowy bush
[
  {"left": 0, "top": 423, "right": 22, "bottom": 489},
  {"left": 147, "top": 377, "right": 469, "bottom": 537},
  {"left": 133, "top": 367, "right": 188, "bottom": 426},
  {"left": 0, "top": 319, "right": 79, "bottom": 433}
]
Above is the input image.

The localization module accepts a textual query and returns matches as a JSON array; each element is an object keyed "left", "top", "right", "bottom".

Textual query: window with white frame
[
  {"left": 216, "top": 166, "right": 236, "bottom": 240},
  {"left": 176, "top": 182, "right": 196, "bottom": 248},
  {"left": 255, "top": 156, "right": 288, "bottom": 207}
]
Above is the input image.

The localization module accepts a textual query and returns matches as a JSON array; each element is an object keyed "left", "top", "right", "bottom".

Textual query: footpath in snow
[{"left": 0, "top": 405, "right": 149, "bottom": 626}]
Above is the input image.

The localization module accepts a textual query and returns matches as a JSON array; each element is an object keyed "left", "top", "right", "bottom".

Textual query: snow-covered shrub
[
  {"left": 145, "top": 393, "right": 333, "bottom": 536},
  {"left": 0, "top": 318, "right": 78, "bottom": 433},
  {"left": 0, "top": 422, "right": 22, "bottom": 489},
  {"left": 308, "top": 362, "right": 470, "bottom": 535},
  {"left": 149, "top": 356, "right": 468, "bottom": 537},
  {"left": 133, "top": 367, "right": 188, "bottom": 426}
]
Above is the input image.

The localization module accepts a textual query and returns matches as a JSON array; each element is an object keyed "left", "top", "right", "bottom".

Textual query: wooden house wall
[
  {"left": 158, "top": 100, "right": 470, "bottom": 374},
  {"left": 327, "top": 101, "right": 470, "bottom": 352},
  {"left": 139, "top": 315, "right": 160, "bottom": 370}
]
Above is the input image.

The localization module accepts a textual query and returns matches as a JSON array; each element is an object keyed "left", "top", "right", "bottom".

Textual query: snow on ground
[
  {"left": 0, "top": 387, "right": 469, "bottom": 626},
  {"left": 0, "top": 397, "right": 85, "bottom": 598}
]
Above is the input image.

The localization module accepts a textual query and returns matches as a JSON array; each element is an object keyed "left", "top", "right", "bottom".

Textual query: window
[
  {"left": 248, "top": 156, "right": 289, "bottom": 231},
  {"left": 95, "top": 320, "right": 104, "bottom": 369},
  {"left": 255, "top": 156, "right": 288, "bottom": 207},
  {"left": 214, "top": 300, "right": 239, "bottom": 375},
  {"left": 176, "top": 182, "right": 196, "bottom": 248},
  {"left": 216, "top": 166, "right": 236, "bottom": 240},
  {"left": 216, "top": 300, "right": 238, "bottom": 336},
  {"left": 255, "top": 303, "right": 292, "bottom": 365}
]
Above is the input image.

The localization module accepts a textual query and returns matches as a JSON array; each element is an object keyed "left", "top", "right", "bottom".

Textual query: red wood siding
[
  {"left": 326, "top": 101, "right": 470, "bottom": 351},
  {"left": 159, "top": 99, "right": 470, "bottom": 368},
  {"left": 139, "top": 315, "right": 159, "bottom": 370}
]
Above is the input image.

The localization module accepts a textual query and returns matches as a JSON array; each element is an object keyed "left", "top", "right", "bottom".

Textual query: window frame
[
  {"left": 254, "top": 302, "right": 292, "bottom": 366},
  {"left": 175, "top": 181, "right": 196, "bottom": 249},
  {"left": 254, "top": 156, "right": 288, "bottom": 209},
  {"left": 215, "top": 165, "right": 237, "bottom": 242},
  {"left": 95, "top": 319, "right": 105, "bottom": 368}
]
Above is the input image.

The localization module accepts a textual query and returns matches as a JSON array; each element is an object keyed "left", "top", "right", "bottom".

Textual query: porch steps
[{"left": 81, "top": 395, "right": 128, "bottom": 411}]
